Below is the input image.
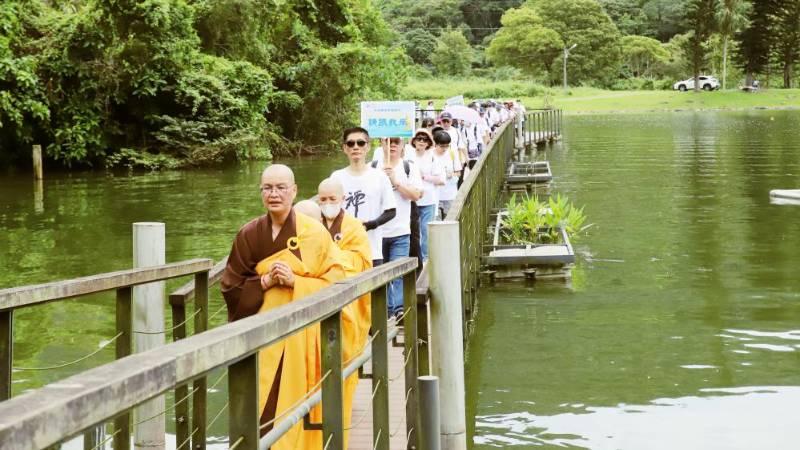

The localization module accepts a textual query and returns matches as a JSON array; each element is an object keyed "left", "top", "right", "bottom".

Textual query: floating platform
[
  {"left": 506, "top": 161, "right": 553, "bottom": 185},
  {"left": 482, "top": 211, "right": 575, "bottom": 280},
  {"left": 769, "top": 189, "right": 800, "bottom": 206},
  {"left": 770, "top": 189, "right": 800, "bottom": 200}
]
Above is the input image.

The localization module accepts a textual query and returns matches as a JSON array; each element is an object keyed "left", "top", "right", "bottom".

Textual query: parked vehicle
[{"left": 673, "top": 76, "right": 720, "bottom": 91}]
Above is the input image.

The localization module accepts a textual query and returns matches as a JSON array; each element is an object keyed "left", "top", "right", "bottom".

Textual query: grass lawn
[
  {"left": 539, "top": 88, "right": 800, "bottom": 114},
  {"left": 402, "top": 78, "right": 800, "bottom": 114}
]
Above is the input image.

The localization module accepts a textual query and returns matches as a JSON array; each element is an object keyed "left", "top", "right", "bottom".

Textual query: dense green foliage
[
  {"left": 0, "top": 0, "right": 405, "bottom": 168},
  {"left": 430, "top": 30, "right": 474, "bottom": 76}
]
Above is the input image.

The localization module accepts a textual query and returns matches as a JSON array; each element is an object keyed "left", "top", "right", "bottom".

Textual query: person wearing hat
[
  {"left": 439, "top": 111, "right": 467, "bottom": 178},
  {"left": 410, "top": 128, "right": 444, "bottom": 261}
]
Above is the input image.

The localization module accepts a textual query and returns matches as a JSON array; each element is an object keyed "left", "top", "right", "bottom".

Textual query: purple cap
[{"left": 440, "top": 112, "right": 453, "bottom": 120}]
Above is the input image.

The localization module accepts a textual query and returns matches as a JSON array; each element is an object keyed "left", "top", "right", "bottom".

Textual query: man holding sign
[{"left": 330, "top": 127, "right": 396, "bottom": 266}]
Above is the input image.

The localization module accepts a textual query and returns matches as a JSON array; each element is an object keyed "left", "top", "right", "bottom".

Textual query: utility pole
[{"left": 563, "top": 43, "right": 577, "bottom": 90}]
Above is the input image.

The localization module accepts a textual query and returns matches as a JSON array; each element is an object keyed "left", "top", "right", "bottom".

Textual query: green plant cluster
[
  {"left": 0, "top": 0, "right": 406, "bottom": 169},
  {"left": 501, "top": 193, "right": 588, "bottom": 245}
]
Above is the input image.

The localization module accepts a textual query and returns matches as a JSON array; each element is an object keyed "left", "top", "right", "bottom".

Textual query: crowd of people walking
[{"left": 219, "top": 98, "right": 524, "bottom": 449}]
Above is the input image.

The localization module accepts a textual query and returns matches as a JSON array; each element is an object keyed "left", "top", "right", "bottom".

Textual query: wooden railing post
[
  {"left": 228, "top": 354, "right": 259, "bottom": 450},
  {"left": 321, "top": 311, "right": 344, "bottom": 450},
  {"left": 0, "top": 310, "right": 11, "bottom": 400},
  {"left": 403, "top": 272, "right": 419, "bottom": 449},
  {"left": 192, "top": 271, "right": 209, "bottom": 450},
  {"left": 171, "top": 301, "right": 191, "bottom": 450},
  {"left": 114, "top": 286, "right": 133, "bottom": 450},
  {"left": 371, "top": 286, "right": 390, "bottom": 450},
  {"left": 416, "top": 292, "right": 429, "bottom": 377}
]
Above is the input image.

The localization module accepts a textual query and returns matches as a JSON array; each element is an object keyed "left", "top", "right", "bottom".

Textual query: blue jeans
[
  {"left": 382, "top": 234, "right": 410, "bottom": 316},
  {"left": 417, "top": 204, "right": 436, "bottom": 261}
]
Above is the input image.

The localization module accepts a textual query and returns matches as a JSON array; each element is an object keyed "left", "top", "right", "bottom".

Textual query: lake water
[
  {"left": 466, "top": 111, "right": 800, "bottom": 449},
  {"left": 1, "top": 111, "right": 799, "bottom": 448}
]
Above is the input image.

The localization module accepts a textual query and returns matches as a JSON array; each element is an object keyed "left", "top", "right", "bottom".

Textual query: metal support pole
[
  {"left": 321, "top": 311, "right": 344, "bottom": 450},
  {"left": 417, "top": 376, "right": 441, "bottom": 450},
  {"left": 132, "top": 222, "right": 166, "bottom": 450},
  {"left": 371, "top": 287, "right": 390, "bottom": 450},
  {"left": 229, "top": 355, "right": 259, "bottom": 450},
  {"left": 428, "top": 221, "right": 467, "bottom": 450},
  {"left": 0, "top": 310, "right": 12, "bottom": 400},
  {"left": 416, "top": 293, "right": 430, "bottom": 377},
  {"left": 403, "top": 272, "right": 419, "bottom": 449}
]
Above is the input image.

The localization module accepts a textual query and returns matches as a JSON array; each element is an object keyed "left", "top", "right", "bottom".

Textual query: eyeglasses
[
  {"left": 260, "top": 184, "right": 291, "bottom": 195},
  {"left": 344, "top": 139, "right": 368, "bottom": 148}
]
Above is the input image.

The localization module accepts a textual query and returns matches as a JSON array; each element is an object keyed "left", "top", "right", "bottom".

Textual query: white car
[{"left": 673, "top": 76, "right": 720, "bottom": 91}]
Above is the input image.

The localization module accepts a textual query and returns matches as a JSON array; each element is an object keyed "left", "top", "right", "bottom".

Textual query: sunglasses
[
  {"left": 389, "top": 138, "right": 402, "bottom": 144},
  {"left": 441, "top": 119, "right": 451, "bottom": 123},
  {"left": 414, "top": 137, "right": 432, "bottom": 144},
  {"left": 345, "top": 139, "right": 368, "bottom": 148}
]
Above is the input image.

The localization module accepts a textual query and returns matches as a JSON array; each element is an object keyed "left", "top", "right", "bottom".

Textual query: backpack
[{"left": 371, "top": 160, "right": 422, "bottom": 269}]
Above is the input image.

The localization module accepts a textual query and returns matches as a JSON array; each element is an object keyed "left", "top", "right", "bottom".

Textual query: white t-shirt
[
  {"left": 443, "top": 126, "right": 464, "bottom": 152},
  {"left": 411, "top": 150, "right": 443, "bottom": 207},
  {"left": 372, "top": 160, "right": 424, "bottom": 238},
  {"left": 330, "top": 167, "right": 396, "bottom": 259},
  {"left": 434, "top": 151, "right": 458, "bottom": 202}
]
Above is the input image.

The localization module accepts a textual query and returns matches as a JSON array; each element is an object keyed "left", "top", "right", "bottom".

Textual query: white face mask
[{"left": 320, "top": 203, "right": 341, "bottom": 220}]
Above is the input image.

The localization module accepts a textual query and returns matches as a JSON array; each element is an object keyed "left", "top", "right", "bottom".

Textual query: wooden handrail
[
  {"left": 0, "top": 257, "right": 417, "bottom": 450},
  {"left": 169, "top": 257, "right": 228, "bottom": 306},
  {"left": 0, "top": 259, "right": 213, "bottom": 311}
]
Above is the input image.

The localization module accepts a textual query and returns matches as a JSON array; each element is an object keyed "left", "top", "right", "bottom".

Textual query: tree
[
  {"left": 773, "top": 0, "right": 800, "bottom": 88},
  {"left": 527, "top": 0, "right": 623, "bottom": 86},
  {"left": 682, "top": 0, "right": 716, "bottom": 91},
  {"left": 620, "top": 35, "right": 670, "bottom": 78},
  {"left": 715, "top": 0, "right": 751, "bottom": 89},
  {"left": 641, "top": 0, "right": 692, "bottom": 41},
  {"left": 402, "top": 29, "right": 438, "bottom": 65},
  {"left": 430, "top": 30, "right": 473, "bottom": 75},
  {"left": 735, "top": 0, "right": 776, "bottom": 86},
  {"left": 486, "top": 8, "right": 563, "bottom": 82},
  {"left": 599, "top": 0, "right": 651, "bottom": 36}
]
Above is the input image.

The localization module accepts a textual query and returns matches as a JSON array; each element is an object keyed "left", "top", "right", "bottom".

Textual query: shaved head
[
  {"left": 260, "top": 164, "right": 297, "bottom": 218},
  {"left": 261, "top": 164, "right": 295, "bottom": 184},
  {"left": 318, "top": 178, "right": 344, "bottom": 199},
  {"left": 294, "top": 200, "right": 322, "bottom": 222}
]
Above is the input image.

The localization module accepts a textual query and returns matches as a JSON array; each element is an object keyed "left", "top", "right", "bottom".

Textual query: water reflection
[
  {"left": 475, "top": 386, "right": 800, "bottom": 449},
  {"left": 467, "top": 111, "right": 800, "bottom": 449}
]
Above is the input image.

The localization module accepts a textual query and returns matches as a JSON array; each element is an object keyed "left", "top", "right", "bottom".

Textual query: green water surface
[
  {"left": 1, "top": 111, "right": 799, "bottom": 449},
  {"left": 467, "top": 111, "right": 800, "bottom": 449}
]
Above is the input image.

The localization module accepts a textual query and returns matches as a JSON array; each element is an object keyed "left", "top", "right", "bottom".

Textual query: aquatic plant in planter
[{"left": 501, "top": 193, "right": 589, "bottom": 245}]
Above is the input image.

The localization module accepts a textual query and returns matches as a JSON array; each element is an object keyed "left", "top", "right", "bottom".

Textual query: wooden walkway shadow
[{"left": 349, "top": 332, "right": 409, "bottom": 450}]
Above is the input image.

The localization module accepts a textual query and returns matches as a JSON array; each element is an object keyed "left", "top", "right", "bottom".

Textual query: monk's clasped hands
[{"left": 261, "top": 261, "right": 295, "bottom": 290}]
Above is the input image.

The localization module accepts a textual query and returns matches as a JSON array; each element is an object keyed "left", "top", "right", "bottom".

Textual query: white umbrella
[{"left": 444, "top": 105, "right": 481, "bottom": 125}]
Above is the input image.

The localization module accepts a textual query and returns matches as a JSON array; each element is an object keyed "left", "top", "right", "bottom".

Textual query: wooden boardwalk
[{"left": 349, "top": 337, "right": 409, "bottom": 450}]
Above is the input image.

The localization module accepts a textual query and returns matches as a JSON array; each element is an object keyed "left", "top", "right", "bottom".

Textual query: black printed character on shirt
[{"left": 344, "top": 190, "right": 366, "bottom": 217}]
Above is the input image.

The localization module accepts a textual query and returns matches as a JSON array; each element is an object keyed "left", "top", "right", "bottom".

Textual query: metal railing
[
  {"left": 0, "top": 259, "right": 214, "bottom": 449},
  {"left": 522, "top": 109, "right": 563, "bottom": 148},
  {"left": 0, "top": 257, "right": 421, "bottom": 450}
]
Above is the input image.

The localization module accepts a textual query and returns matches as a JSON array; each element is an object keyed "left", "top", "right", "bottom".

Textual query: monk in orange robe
[
  {"left": 318, "top": 178, "right": 373, "bottom": 447},
  {"left": 221, "top": 164, "right": 344, "bottom": 450}
]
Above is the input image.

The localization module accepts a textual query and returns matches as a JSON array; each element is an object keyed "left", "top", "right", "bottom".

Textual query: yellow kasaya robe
[
  {"left": 325, "top": 209, "right": 373, "bottom": 447},
  {"left": 221, "top": 210, "right": 345, "bottom": 450}
]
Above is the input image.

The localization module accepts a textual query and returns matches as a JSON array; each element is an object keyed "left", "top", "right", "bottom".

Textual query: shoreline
[{"left": 563, "top": 105, "right": 800, "bottom": 115}]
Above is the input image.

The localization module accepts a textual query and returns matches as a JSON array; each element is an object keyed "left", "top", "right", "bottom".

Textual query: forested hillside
[
  {"left": 1, "top": 0, "right": 798, "bottom": 169},
  {"left": 0, "top": 0, "right": 406, "bottom": 168}
]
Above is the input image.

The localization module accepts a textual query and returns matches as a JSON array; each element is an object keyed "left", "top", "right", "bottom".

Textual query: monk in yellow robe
[
  {"left": 318, "top": 178, "right": 373, "bottom": 447},
  {"left": 220, "top": 164, "right": 344, "bottom": 450}
]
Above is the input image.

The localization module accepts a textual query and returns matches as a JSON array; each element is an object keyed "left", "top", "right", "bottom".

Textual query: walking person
[
  {"left": 371, "top": 137, "right": 423, "bottom": 318},
  {"left": 432, "top": 130, "right": 459, "bottom": 219},
  {"left": 410, "top": 129, "right": 444, "bottom": 262},
  {"left": 330, "top": 127, "right": 396, "bottom": 266}
]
